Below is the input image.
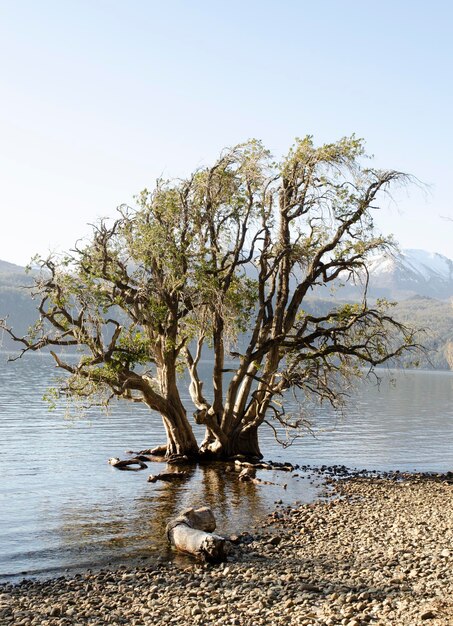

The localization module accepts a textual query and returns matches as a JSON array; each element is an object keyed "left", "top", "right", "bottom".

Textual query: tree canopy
[{"left": 1, "top": 135, "right": 419, "bottom": 459}]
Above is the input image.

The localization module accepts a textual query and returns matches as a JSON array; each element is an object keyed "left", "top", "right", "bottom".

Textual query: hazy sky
[{"left": 1, "top": 0, "right": 452, "bottom": 265}]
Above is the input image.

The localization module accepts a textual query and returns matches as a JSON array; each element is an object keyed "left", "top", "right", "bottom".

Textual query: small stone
[
  {"left": 284, "top": 599, "right": 294, "bottom": 609},
  {"left": 299, "top": 583, "right": 321, "bottom": 592},
  {"left": 421, "top": 609, "right": 437, "bottom": 620}
]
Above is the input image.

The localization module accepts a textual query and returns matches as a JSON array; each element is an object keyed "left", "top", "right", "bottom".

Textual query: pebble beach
[{"left": 1, "top": 472, "right": 452, "bottom": 626}]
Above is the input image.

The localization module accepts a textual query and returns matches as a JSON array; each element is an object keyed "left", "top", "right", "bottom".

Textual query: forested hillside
[
  {"left": 305, "top": 296, "right": 453, "bottom": 370},
  {"left": 0, "top": 264, "right": 36, "bottom": 350},
  {"left": 390, "top": 296, "right": 453, "bottom": 369}
]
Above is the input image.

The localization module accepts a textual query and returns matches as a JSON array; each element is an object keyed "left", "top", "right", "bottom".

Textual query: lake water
[{"left": 1, "top": 353, "right": 452, "bottom": 581}]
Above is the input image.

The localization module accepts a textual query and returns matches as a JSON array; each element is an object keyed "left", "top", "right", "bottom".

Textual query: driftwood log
[
  {"left": 166, "top": 507, "right": 230, "bottom": 562},
  {"left": 108, "top": 457, "right": 148, "bottom": 470},
  {"left": 147, "top": 471, "right": 188, "bottom": 483}
]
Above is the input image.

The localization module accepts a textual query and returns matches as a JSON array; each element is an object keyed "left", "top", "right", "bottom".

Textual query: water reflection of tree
[
  {"left": 56, "top": 466, "right": 195, "bottom": 554},
  {"left": 194, "top": 464, "right": 269, "bottom": 531},
  {"left": 55, "top": 464, "right": 272, "bottom": 568},
  {"left": 135, "top": 464, "right": 270, "bottom": 540}
]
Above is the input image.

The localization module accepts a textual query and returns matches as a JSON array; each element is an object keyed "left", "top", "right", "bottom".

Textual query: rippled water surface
[{"left": 1, "top": 353, "right": 452, "bottom": 580}]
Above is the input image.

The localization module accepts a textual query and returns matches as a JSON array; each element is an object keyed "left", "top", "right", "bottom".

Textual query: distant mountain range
[
  {"left": 0, "top": 259, "right": 24, "bottom": 273},
  {"left": 354, "top": 249, "right": 453, "bottom": 300},
  {"left": 1, "top": 249, "right": 453, "bottom": 369},
  {"left": 0, "top": 260, "right": 35, "bottom": 351}
]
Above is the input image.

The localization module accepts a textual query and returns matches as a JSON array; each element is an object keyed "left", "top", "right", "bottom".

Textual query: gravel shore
[{"left": 1, "top": 473, "right": 452, "bottom": 626}]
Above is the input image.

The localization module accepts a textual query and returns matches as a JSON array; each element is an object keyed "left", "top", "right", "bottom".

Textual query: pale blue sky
[{"left": 0, "top": 0, "right": 452, "bottom": 265}]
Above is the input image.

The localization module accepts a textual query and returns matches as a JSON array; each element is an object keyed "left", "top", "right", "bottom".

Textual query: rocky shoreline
[{"left": 1, "top": 471, "right": 452, "bottom": 626}]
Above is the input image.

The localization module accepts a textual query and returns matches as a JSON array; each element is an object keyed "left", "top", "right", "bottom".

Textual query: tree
[
  {"left": 1, "top": 136, "right": 418, "bottom": 460},
  {"left": 445, "top": 341, "right": 453, "bottom": 370}
]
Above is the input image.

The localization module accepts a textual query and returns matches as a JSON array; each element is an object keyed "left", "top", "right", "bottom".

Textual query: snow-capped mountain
[{"left": 363, "top": 249, "right": 453, "bottom": 300}]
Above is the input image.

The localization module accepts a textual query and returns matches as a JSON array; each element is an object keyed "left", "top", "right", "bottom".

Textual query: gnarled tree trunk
[
  {"left": 197, "top": 422, "right": 262, "bottom": 460},
  {"left": 160, "top": 405, "right": 199, "bottom": 457},
  {"left": 225, "top": 424, "right": 262, "bottom": 459}
]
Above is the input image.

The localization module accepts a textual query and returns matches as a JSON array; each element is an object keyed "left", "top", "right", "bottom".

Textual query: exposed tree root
[
  {"left": 234, "top": 459, "right": 294, "bottom": 471},
  {"left": 148, "top": 471, "right": 188, "bottom": 483}
]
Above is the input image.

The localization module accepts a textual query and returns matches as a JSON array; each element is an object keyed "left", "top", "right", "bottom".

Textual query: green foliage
[
  {"left": 113, "top": 330, "right": 153, "bottom": 367},
  {"left": 42, "top": 386, "right": 59, "bottom": 410}
]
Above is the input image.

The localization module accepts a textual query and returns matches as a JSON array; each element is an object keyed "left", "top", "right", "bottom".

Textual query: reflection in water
[
  {"left": 52, "top": 462, "right": 313, "bottom": 577},
  {"left": 56, "top": 465, "right": 197, "bottom": 563},
  {"left": 1, "top": 353, "right": 453, "bottom": 580}
]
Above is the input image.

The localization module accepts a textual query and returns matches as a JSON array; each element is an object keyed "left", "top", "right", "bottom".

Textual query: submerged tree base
[{"left": 120, "top": 446, "right": 296, "bottom": 472}]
